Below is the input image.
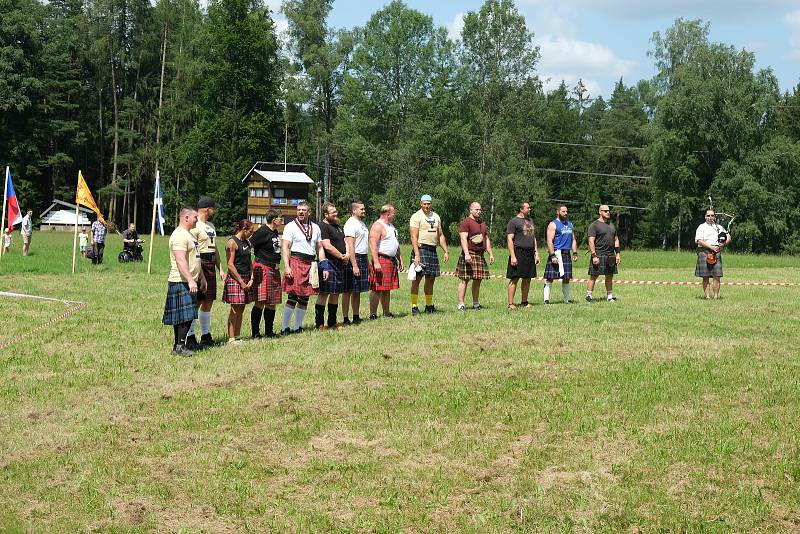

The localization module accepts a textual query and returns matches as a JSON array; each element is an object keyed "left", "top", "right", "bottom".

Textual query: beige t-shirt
[
  {"left": 168, "top": 227, "right": 201, "bottom": 282},
  {"left": 193, "top": 219, "right": 217, "bottom": 254},
  {"left": 409, "top": 209, "right": 441, "bottom": 247}
]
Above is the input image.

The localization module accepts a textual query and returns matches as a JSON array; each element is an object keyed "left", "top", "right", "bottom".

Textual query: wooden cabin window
[{"left": 249, "top": 187, "right": 269, "bottom": 198}]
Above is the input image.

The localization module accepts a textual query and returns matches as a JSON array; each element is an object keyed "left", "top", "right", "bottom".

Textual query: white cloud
[
  {"left": 536, "top": 36, "right": 636, "bottom": 78},
  {"left": 446, "top": 12, "right": 465, "bottom": 41},
  {"left": 785, "top": 10, "right": 800, "bottom": 59},
  {"left": 548, "top": 0, "right": 797, "bottom": 21}
]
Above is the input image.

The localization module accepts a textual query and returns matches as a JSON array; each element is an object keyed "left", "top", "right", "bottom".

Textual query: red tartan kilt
[
  {"left": 252, "top": 262, "right": 282, "bottom": 305},
  {"left": 369, "top": 255, "right": 400, "bottom": 291},
  {"left": 282, "top": 255, "right": 318, "bottom": 297},
  {"left": 222, "top": 274, "right": 254, "bottom": 305}
]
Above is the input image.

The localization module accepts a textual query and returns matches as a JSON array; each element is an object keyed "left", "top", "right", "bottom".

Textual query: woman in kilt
[{"left": 222, "top": 220, "right": 255, "bottom": 344}]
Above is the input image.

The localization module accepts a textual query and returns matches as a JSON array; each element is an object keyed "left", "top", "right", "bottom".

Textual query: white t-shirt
[
  {"left": 79, "top": 233, "right": 88, "bottom": 247},
  {"left": 343, "top": 216, "right": 369, "bottom": 254},
  {"left": 695, "top": 222, "right": 724, "bottom": 248},
  {"left": 3, "top": 234, "right": 11, "bottom": 247},
  {"left": 282, "top": 219, "right": 321, "bottom": 256}
]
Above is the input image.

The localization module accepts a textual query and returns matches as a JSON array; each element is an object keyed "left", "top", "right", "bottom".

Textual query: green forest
[{"left": 2, "top": 0, "right": 799, "bottom": 252}]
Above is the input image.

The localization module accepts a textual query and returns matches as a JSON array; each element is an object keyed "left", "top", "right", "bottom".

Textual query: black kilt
[
  {"left": 410, "top": 244, "right": 441, "bottom": 278},
  {"left": 588, "top": 255, "right": 619, "bottom": 277},
  {"left": 543, "top": 251, "right": 573, "bottom": 280},
  {"left": 506, "top": 246, "right": 537, "bottom": 279},
  {"left": 163, "top": 282, "right": 198, "bottom": 325},
  {"left": 320, "top": 258, "right": 346, "bottom": 294},
  {"left": 197, "top": 255, "right": 217, "bottom": 301},
  {"left": 344, "top": 254, "right": 370, "bottom": 293},
  {"left": 695, "top": 250, "right": 723, "bottom": 277}
]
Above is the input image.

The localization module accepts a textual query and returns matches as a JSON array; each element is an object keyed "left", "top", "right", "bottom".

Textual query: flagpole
[
  {"left": 147, "top": 169, "right": 158, "bottom": 274},
  {"left": 72, "top": 170, "right": 80, "bottom": 274},
  {"left": 0, "top": 166, "right": 8, "bottom": 263}
]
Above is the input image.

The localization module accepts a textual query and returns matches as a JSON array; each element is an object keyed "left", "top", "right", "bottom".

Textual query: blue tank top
[{"left": 553, "top": 219, "right": 574, "bottom": 250}]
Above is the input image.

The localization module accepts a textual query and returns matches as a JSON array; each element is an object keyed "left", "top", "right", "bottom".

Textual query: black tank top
[{"left": 229, "top": 236, "right": 252, "bottom": 278}]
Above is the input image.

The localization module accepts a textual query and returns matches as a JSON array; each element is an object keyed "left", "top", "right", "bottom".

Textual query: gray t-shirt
[
  {"left": 506, "top": 216, "right": 536, "bottom": 250},
  {"left": 587, "top": 220, "right": 617, "bottom": 256}
]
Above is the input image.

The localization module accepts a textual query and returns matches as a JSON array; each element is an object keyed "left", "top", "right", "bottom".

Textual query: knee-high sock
[
  {"left": 263, "top": 308, "right": 276, "bottom": 335},
  {"left": 187, "top": 318, "right": 196, "bottom": 337},
  {"left": 198, "top": 310, "right": 212, "bottom": 335},
  {"left": 293, "top": 308, "right": 307, "bottom": 331},
  {"left": 425, "top": 294, "right": 433, "bottom": 306},
  {"left": 251, "top": 307, "right": 263, "bottom": 336},
  {"left": 315, "top": 304, "right": 326, "bottom": 327},
  {"left": 544, "top": 281, "right": 552, "bottom": 302},
  {"left": 177, "top": 322, "right": 192, "bottom": 345},
  {"left": 327, "top": 303, "right": 338, "bottom": 327},
  {"left": 282, "top": 305, "right": 294, "bottom": 331},
  {"left": 562, "top": 283, "right": 571, "bottom": 302}
]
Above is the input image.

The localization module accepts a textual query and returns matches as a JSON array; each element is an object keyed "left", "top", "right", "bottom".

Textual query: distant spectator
[
  {"left": 20, "top": 209, "right": 33, "bottom": 256},
  {"left": 3, "top": 229, "right": 12, "bottom": 253},
  {"left": 90, "top": 217, "right": 108, "bottom": 264}
]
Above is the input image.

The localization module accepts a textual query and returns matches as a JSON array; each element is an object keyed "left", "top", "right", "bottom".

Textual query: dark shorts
[
  {"left": 283, "top": 255, "right": 318, "bottom": 297},
  {"left": 222, "top": 274, "right": 254, "bottom": 305},
  {"left": 320, "top": 259, "right": 346, "bottom": 294},
  {"left": 369, "top": 255, "right": 400, "bottom": 291},
  {"left": 197, "top": 257, "right": 217, "bottom": 301},
  {"left": 410, "top": 244, "right": 441, "bottom": 277},
  {"left": 163, "top": 282, "right": 198, "bottom": 325},
  {"left": 543, "top": 251, "right": 574, "bottom": 280},
  {"left": 695, "top": 251, "right": 723, "bottom": 277},
  {"left": 252, "top": 262, "right": 281, "bottom": 305},
  {"left": 344, "top": 254, "right": 370, "bottom": 293},
  {"left": 506, "top": 246, "right": 537, "bottom": 279},
  {"left": 456, "top": 251, "right": 490, "bottom": 280},
  {"left": 588, "top": 255, "right": 618, "bottom": 277}
]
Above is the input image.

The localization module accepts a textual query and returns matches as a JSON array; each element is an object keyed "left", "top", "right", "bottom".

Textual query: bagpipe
[{"left": 706, "top": 196, "right": 735, "bottom": 266}]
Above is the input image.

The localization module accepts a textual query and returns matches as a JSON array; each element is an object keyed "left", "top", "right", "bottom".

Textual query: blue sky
[{"left": 267, "top": 0, "right": 800, "bottom": 99}]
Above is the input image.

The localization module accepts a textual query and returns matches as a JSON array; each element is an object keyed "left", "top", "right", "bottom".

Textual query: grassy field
[{"left": 1, "top": 231, "right": 799, "bottom": 532}]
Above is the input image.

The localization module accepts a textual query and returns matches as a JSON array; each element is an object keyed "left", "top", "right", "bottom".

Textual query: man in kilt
[
  {"left": 456, "top": 202, "right": 494, "bottom": 311},
  {"left": 506, "top": 202, "right": 540, "bottom": 309},
  {"left": 586, "top": 205, "right": 621, "bottom": 303},
  {"left": 695, "top": 208, "right": 731, "bottom": 300},
  {"left": 316, "top": 203, "right": 349, "bottom": 330},
  {"left": 221, "top": 220, "right": 255, "bottom": 344},
  {"left": 343, "top": 202, "right": 369, "bottom": 325},
  {"left": 163, "top": 207, "right": 207, "bottom": 356},
  {"left": 409, "top": 194, "right": 449, "bottom": 316},
  {"left": 544, "top": 204, "right": 578, "bottom": 304},
  {"left": 281, "top": 201, "right": 329, "bottom": 334},
  {"left": 368, "top": 205, "right": 404, "bottom": 319},
  {"left": 249, "top": 209, "right": 283, "bottom": 337},
  {"left": 187, "top": 196, "right": 226, "bottom": 349}
]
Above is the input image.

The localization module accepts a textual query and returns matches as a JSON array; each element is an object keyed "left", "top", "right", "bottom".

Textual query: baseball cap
[
  {"left": 420, "top": 194, "right": 432, "bottom": 202},
  {"left": 198, "top": 196, "right": 221, "bottom": 209}
]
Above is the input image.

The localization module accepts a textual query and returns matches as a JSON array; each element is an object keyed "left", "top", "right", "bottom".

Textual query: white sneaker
[{"left": 228, "top": 337, "right": 242, "bottom": 345}]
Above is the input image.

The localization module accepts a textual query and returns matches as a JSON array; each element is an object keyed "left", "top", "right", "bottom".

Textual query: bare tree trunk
[{"left": 110, "top": 59, "right": 120, "bottom": 224}]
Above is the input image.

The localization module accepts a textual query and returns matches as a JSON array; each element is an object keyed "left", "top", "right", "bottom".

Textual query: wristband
[{"left": 318, "top": 259, "right": 331, "bottom": 273}]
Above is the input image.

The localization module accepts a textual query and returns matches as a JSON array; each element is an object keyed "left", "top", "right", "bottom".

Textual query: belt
[
  {"left": 420, "top": 244, "right": 437, "bottom": 250},
  {"left": 290, "top": 251, "right": 315, "bottom": 261},
  {"left": 356, "top": 253, "right": 368, "bottom": 258},
  {"left": 255, "top": 260, "right": 278, "bottom": 268},
  {"left": 200, "top": 252, "right": 216, "bottom": 260}
]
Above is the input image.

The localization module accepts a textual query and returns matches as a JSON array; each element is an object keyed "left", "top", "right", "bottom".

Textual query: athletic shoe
[
  {"left": 280, "top": 328, "right": 291, "bottom": 336},
  {"left": 227, "top": 338, "right": 242, "bottom": 345},
  {"left": 424, "top": 305, "right": 436, "bottom": 314},
  {"left": 385, "top": 312, "right": 395, "bottom": 318},
  {"left": 458, "top": 304, "right": 466, "bottom": 312},
  {"left": 352, "top": 317, "right": 362, "bottom": 325},
  {"left": 172, "top": 344, "right": 194, "bottom": 357},
  {"left": 544, "top": 300, "right": 550, "bottom": 305},
  {"left": 472, "top": 303, "right": 482, "bottom": 310},
  {"left": 507, "top": 303, "right": 517, "bottom": 310},
  {"left": 200, "top": 333, "right": 216, "bottom": 347},
  {"left": 564, "top": 300, "right": 573, "bottom": 304},
  {"left": 343, "top": 318, "right": 351, "bottom": 326},
  {"left": 292, "top": 327, "right": 304, "bottom": 334},
  {"left": 264, "top": 331, "right": 277, "bottom": 338},
  {"left": 521, "top": 301, "right": 532, "bottom": 308},
  {"left": 607, "top": 296, "right": 617, "bottom": 302},
  {"left": 411, "top": 306, "right": 421, "bottom": 317},
  {"left": 585, "top": 295, "right": 594, "bottom": 303},
  {"left": 185, "top": 336, "right": 203, "bottom": 351},
  {"left": 369, "top": 314, "right": 378, "bottom": 320}
]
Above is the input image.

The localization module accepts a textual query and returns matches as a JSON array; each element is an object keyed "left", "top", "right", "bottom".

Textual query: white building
[{"left": 39, "top": 200, "right": 93, "bottom": 231}]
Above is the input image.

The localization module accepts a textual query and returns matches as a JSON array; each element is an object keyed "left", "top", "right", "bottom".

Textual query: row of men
[{"left": 160, "top": 196, "right": 629, "bottom": 356}]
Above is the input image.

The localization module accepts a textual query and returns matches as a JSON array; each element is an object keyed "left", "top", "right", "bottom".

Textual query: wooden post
[
  {"left": 0, "top": 166, "right": 8, "bottom": 264},
  {"left": 71, "top": 174, "right": 80, "bottom": 273}
]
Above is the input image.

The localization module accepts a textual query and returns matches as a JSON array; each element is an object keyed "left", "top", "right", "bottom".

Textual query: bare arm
[
  {"left": 410, "top": 226, "right": 421, "bottom": 265},
  {"left": 437, "top": 226, "right": 449, "bottom": 262},
  {"left": 459, "top": 231, "right": 470, "bottom": 262},
  {"left": 282, "top": 238, "right": 292, "bottom": 276},
  {"left": 174, "top": 249, "right": 198, "bottom": 293},
  {"left": 506, "top": 233, "right": 516, "bottom": 265},
  {"left": 226, "top": 239, "right": 247, "bottom": 287},
  {"left": 546, "top": 222, "right": 556, "bottom": 254},
  {"left": 486, "top": 236, "right": 494, "bottom": 264}
]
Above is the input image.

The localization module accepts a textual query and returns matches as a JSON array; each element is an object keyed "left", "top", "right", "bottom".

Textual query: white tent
[{"left": 40, "top": 200, "right": 92, "bottom": 230}]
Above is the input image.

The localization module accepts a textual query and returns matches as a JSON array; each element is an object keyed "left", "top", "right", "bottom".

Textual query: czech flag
[{"left": 5, "top": 167, "right": 22, "bottom": 231}]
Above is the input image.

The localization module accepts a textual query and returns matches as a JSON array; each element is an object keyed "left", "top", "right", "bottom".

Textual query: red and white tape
[
  {"left": 0, "top": 292, "right": 87, "bottom": 350},
  {"left": 438, "top": 273, "right": 800, "bottom": 287}
]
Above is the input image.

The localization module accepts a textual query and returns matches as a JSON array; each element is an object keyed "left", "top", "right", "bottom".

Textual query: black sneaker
[
  {"left": 200, "top": 333, "right": 216, "bottom": 347},
  {"left": 352, "top": 317, "right": 362, "bottom": 325},
  {"left": 424, "top": 304, "right": 436, "bottom": 314},
  {"left": 411, "top": 307, "right": 421, "bottom": 317},
  {"left": 472, "top": 303, "right": 482, "bottom": 310},
  {"left": 585, "top": 295, "right": 594, "bottom": 303},
  {"left": 172, "top": 344, "right": 194, "bottom": 357},
  {"left": 185, "top": 336, "right": 203, "bottom": 351},
  {"left": 264, "top": 331, "right": 277, "bottom": 338},
  {"left": 280, "top": 328, "right": 291, "bottom": 336},
  {"left": 369, "top": 314, "right": 378, "bottom": 320},
  {"left": 385, "top": 312, "right": 395, "bottom": 318},
  {"left": 564, "top": 300, "right": 573, "bottom": 304},
  {"left": 607, "top": 296, "right": 617, "bottom": 302},
  {"left": 544, "top": 300, "right": 550, "bottom": 305},
  {"left": 343, "top": 318, "right": 351, "bottom": 326}
]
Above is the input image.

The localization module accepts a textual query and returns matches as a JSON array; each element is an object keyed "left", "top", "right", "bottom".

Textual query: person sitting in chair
[{"left": 122, "top": 223, "right": 144, "bottom": 256}]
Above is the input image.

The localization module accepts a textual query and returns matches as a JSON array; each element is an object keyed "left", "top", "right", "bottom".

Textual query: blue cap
[{"left": 420, "top": 194, "right": 432, "bottom": 202}]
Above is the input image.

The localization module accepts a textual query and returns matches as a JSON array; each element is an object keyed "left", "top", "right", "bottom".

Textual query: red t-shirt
[{"left": 459, "top": 217, "right": 487, "bottom": 253}]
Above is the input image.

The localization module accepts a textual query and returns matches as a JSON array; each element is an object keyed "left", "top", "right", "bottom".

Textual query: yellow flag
[{"left": 76, "top": 170, "right": 106, "bottom": 223}]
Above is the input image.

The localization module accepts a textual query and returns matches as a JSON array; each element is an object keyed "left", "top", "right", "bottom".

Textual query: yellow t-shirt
[
  {"left": 193, "top": 219, "right": 217, "bottom": 254},
  {"left": 409, "top": 209, "right": 441, "bottom": 247},
  {"left": 168, "top": 227, "right": 201, "bottom": 282}
]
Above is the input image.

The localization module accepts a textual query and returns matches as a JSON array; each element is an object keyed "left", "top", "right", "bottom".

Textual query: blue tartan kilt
[
  {"left": 344, "top": 254, "right": 370, "bottom": 293},
  {"left": 162, "top": 282, "right": 198, "bottom": 325},
  {"left": 412, "top": 244, "right": 441, "bottom": 277},
  {"left": 543, "top": 251, "right": 573, "bottom": 280},
  {"left": 320, "top": 258, "right": 346, "bottom": 294}
]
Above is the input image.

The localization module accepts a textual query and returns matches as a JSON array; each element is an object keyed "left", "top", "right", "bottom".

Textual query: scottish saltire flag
[
  {"left": 5, "top": 167, "right": 22, "bottom": 231},
  {"left": 154, "top": 171, "right": 165, "bottom": 236}
]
